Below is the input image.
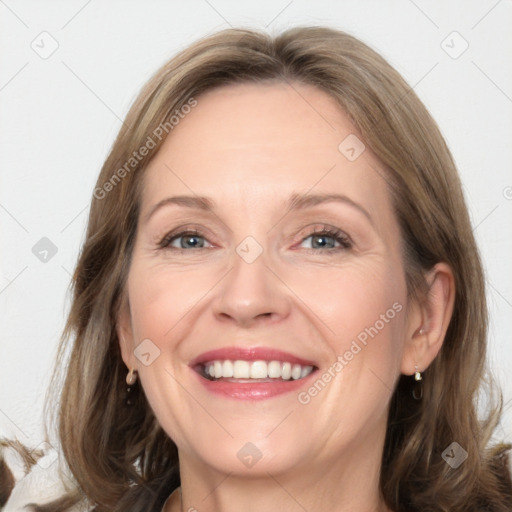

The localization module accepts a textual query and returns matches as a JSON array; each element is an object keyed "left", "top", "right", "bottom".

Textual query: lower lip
[{"left": 193, "top": 370, "right": 316, "bottom": 400}]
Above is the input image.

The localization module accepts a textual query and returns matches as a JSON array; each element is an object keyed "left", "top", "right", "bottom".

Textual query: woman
[{"left": 7, "top": 26, "right": 511, "bottom": 511}]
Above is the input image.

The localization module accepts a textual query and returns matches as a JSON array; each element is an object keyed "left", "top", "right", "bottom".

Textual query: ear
[
  {"left": 401, "top": 262, "right": 455, "bottom": 375},
  {"left": 117, "top": 294, "right": 138, "bottom": 371}
]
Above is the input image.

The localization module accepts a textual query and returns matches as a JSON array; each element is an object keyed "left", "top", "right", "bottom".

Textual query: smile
[
  {"left": 190, "top": 347, "right": 319, "bottom": 399},
  {"left": 202, "top": 360, "right": 314, "bottom": 381}
]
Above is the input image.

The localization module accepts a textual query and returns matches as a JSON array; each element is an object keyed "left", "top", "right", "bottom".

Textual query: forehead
[{"left": 141, "top": 82, "right": 393, "bottom": 224}]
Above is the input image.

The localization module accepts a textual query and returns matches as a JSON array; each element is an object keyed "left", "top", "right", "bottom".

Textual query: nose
[{"left": 212, "top": 248, "right": 291, "bottom": 328}]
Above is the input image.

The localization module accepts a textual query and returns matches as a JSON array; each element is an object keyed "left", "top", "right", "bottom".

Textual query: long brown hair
[{"left": 32, "top": 26, "right": 511, "bottom": 511}]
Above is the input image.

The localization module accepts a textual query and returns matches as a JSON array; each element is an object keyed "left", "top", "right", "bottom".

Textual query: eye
[
  {"left": 298, "top": 226, "right": 352, "bottom": 251},
  {"left": 159, "top": 230, "right": 213, "bottom": 250}
]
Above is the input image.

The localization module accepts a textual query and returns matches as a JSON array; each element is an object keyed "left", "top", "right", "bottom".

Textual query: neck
[{"left": 169, "top": 429, "right": 391, "bottom": 512}]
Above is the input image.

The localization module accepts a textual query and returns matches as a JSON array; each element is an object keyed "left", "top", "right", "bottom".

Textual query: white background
[{"left": 1, "top": 0, "right": 511, "bottom": 469}]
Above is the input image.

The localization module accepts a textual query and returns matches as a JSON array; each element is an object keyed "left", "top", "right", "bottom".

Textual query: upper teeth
[{"left": 204, "top": 360, "right": 314, "bottom": 380}]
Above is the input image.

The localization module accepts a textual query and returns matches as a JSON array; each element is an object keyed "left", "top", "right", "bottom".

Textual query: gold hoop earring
[{"left": 412, "top": 365, "right": 423, "bottom": 400}]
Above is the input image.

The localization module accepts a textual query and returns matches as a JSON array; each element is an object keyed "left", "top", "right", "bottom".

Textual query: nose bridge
[{"left": 212, "top": 237, "right": 290, "bottom": 325}]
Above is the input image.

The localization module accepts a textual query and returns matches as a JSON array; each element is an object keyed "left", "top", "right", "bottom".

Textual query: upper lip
[{"left": 189, "top": 346, "right": 318, "bottom": 367}]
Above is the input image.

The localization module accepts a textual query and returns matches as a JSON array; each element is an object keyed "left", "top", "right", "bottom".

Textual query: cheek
[
  {"left": 123, "top": 265, "right": 199, "bottom": 405},
  {"left": 289, "top": 257, "right": 405, "bottom": 328},
  {"left": 124, "top": 265, "right": 206, "bottom": 444},
  {"left": 292, "top": 262, "right": 407, "bottom": 426},
  {"left": 282, "top": 258, "right": 407, "bottom": 375},
  {"left": 126, "top": 262, "right": 213, "bottom": 341}
]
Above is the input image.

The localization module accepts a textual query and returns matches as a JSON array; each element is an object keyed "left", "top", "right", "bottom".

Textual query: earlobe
[
  {"left": 117, "top": 296, "right": 136, "bottom": 370},
  {"left": 401, "top": 262, "right": 455, "bottom": 376}
]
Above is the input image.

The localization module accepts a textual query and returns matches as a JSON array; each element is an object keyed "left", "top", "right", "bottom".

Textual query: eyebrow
[
  {"left": 143, "top": 195, "right": 214, "bottom": 224},
  {"left": 143, "top": 193, "right": 373, "bottom": 225},
  {"left": 287, "top": 193, "right": 373, "bottom": 224}
]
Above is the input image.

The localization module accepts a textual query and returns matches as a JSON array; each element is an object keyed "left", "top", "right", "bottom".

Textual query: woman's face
[{"left": 119, "top": 82, "right": 413, "bottom": 477}]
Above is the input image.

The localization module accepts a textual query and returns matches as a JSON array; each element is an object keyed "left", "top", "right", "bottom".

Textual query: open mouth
[{"left": 197, "top": 359, "right": 317, "bottom": 382}]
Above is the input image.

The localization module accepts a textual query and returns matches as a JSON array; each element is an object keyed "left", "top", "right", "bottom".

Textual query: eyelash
[
  {"left": 299, "top": 226, "right": 353, "bottom": 251},
  {"left": 158, "top": 229, "right": 206, "bottom": 251},
  {"left": 158, "top": 225, "right": 353, "bottom": 253}
]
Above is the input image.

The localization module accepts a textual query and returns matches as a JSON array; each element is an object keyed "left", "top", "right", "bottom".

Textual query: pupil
[
  {"left": 313, "top": 235, "right": 333, "bottom": 249},
  {"left": 183, "top": 236, "right": 202, "bottom": 248}
]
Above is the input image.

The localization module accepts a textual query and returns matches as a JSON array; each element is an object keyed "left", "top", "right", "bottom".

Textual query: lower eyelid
[{"left": 300, "top": 241, "right": 351, "bottom": 251}]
